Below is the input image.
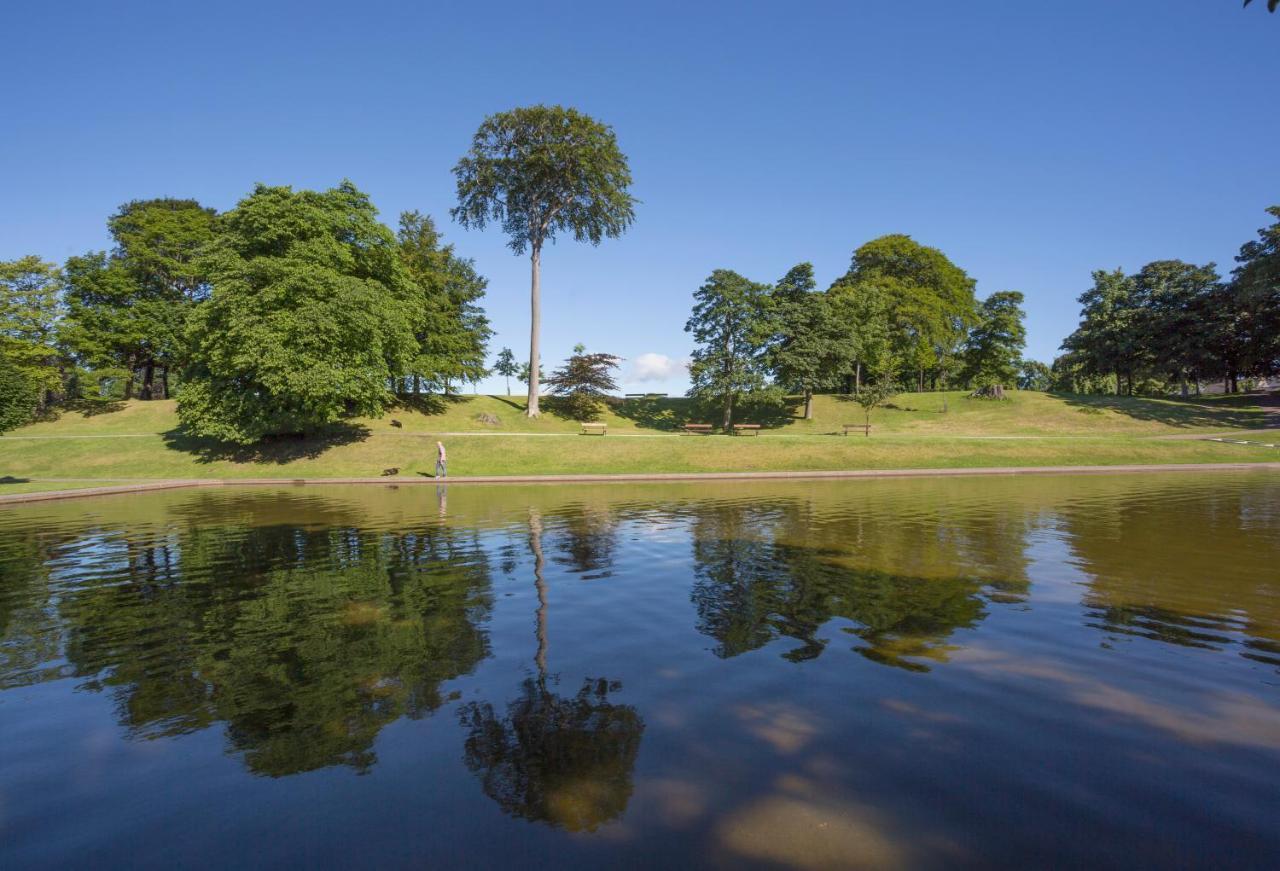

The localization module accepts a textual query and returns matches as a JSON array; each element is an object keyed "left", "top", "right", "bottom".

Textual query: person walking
[{"left": 435, "top": 441, "right": 447, "bottom": 478}]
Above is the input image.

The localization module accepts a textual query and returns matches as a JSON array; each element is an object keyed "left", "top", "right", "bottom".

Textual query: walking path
[{"left": 3, "top": 462, "right": 1279, "bottom": 505}]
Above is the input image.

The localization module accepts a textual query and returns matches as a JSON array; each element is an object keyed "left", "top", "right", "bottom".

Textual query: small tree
[
  {"left": 1018, "top": 360, "right": 1052, "bottom": 391},
  {"left": 452, "top": 105, "right": 636, "bottom": 417},
  {"left": 963, "top": 290, "right": 1027, "bottom": 393},
  {"left": 851, "top": 376, "right": 898, "bottom": 435},
  {"left": 0, "top": 355, "right": 39, "bottom": 433},
  {"left": 494, "top": 347, "right": 518, "bottom": 395},
  {"left": 545, "top": 347, "right": 621, "bottom": 421},
  {"left": 517, "top": 362, "right": 545, "bottom": 391}
]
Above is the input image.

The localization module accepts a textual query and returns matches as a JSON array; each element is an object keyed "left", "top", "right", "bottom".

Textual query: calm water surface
[{"left": 1, "top": 473, "right": 1278, "bottom": 869}]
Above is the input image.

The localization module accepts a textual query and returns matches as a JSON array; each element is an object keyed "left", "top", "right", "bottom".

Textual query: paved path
[{"left": 3, "top": 463, "right": 1279, "bottom": 505}]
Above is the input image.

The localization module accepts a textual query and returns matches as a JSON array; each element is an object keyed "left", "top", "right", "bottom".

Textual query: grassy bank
[{"left": 1, "top": 391, "right": 1274, "bottom": 486}]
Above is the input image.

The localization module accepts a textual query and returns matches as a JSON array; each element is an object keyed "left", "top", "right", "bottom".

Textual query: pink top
[{"left": 437, "top": 443, "right": 446, "bottom": 460}]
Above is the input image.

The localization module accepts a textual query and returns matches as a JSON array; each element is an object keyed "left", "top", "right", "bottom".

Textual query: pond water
[{"left": 1, "top": 473, "right": 1278, "bottom": 869}]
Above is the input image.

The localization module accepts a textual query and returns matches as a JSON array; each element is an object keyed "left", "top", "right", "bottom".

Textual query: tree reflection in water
[
  {"left": 32, "top": 493, "right": 496, "bottom": 776},
  {"left": 689, "top": 500, "right": 1026, "bottom": 670},
  {"left": 459, "top": 506, "right": 644, "bottom": 831}
]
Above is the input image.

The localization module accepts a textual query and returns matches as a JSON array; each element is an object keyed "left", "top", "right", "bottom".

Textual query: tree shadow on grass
[
  {"left": 611, "top": 396, "right": 797, "bottom": 431},
  {"left": 0, "top": 476, "right": 32, "bottom": 485},
  {"left": 161, "top": 423, "right": 371, "bottom": 465},
  {"left": 391, "top": 393, "right": 476, "bottom": 417},
  {"left": 1053, "top": 392, "right": 1266, "bottom": 429}
]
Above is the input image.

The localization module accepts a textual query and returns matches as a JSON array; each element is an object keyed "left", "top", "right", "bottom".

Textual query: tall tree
[
  {"left": 493, "top": 347, "right": 518, "bottom": 395},
  {"left": 685, "top": 269, "right": 773, "bottom": 429},
  {"left": 397, "top": 211, "right": 492, "bottom": 395},
  {"left": 962, "top": 290, "right": 1027, "bottom": 390},
  {"left": 839, "top": 235, "right": 978, "bottom": 391},
  {"left": 1133, "top": 260, "right": 1220, "bottom": 394},
  {"left": 452, "top": 105, "right": 636, "bottom": 417},
  {"left": 178, "top": 182, "right": 418, "bottom": 443},
  {"left": 0, "top": 354, "right": 39, "bottom": 432},
  {"left": 826, "top": 278, "right": 892, "bottom": 394},
  {"left": 0, "top": 256, "right": 64, "bottom": 404},
  {"left": 767, "top": 263, "right": 846, "bottom": 419}
]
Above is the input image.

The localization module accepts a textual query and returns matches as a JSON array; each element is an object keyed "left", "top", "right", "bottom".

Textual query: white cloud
[{"left": 631, "top": 353, "right": 688, "bottom": 383}]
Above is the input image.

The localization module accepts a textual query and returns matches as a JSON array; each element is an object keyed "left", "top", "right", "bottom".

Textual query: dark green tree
[
  {"left": 0, "top": 354, "right": 39, "bottom": 432},
  {"left": 1231, "top": 205, "right": 1280, "bottom": 382},
  {"left": 962, "top": 290, "right": 1027, "bottom": 390},
  {"left": 397, "top": 211, "right": 491, "bottom": 395},
  {"left": 0, "top": 256, "right": 64, "bottom": 404},
  {"left": 826, "top": 278, "right": 892, "bottom": 393},
  {"left": 1061, "top": 269, "right": 1145, "bottom": 395},
  {"left": 178, "top": 182, "right": 418, "bottom": 443},
  {"left": 544, "top": 347, "right": 621, "bottom": 421},
  {"left": 685, "top": 269, "right": 773, "bottom": 429},
  {"left": 767, "top": 263, "right": 847, "bottom": 419},
  {"left": 452, "top": 105, "right": 637, "bottom": 417},
  {"left": 494, "top": 347, "right": 518, "bottom": 395},
  {"left": 62, "top": 199, "right": 216, "bottom": 400}
]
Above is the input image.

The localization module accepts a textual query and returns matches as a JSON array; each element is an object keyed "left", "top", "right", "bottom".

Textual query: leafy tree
[
  {"left": 517, "top": 361, "right": 545, "bottom": 391},
  {"left": 839, "top": 234, "right": 978, "bottom": 391},
  {"left": 0, "top": 354, "right": 39, "bottom": 432},
  {"left": 61, "top": 198, "right": 216, "bottom": 400},
  {"left": 1133, "top": 260, "right": 1221, "bottom": 394},
  {"left": 851, "top": 371, "right": 899, "bottom": 433},
  {"left": 397, "top": 211, "right": 491, "bottom": 395},
  {"left": 545, "top": 347, "right": 621, "bottom": 421},
  {"left": 1018, "top": 360, "right": 1052, "bottom": 392},
  {"left": 0, "top": 256, "right": 64, "bottom": 403},
  {"left": 685, "top": 269, "right": 773, "bottom": 429},
  {"left": 452, "top": 105, "right": 637, "bottom": 417},
  {"left": 1061, "top": 269, "right": 1144, "bottom": 395},
  {"left": 1231, "top": 205, "right": 1280, "bottom": 381},
  {"left": 178, "top": 182, "right": 418, "bottom": 443},
  {"left": 962, "top": 290, "right": 1027, "bottom": 389},
  {"left": 767, "top": 263, "right": 847, "bottom": 419},
  {"left": 826, "top": 278, "right": 892, "bottom": 393},
  {"left": 494, "top": 347, "right": 518, "bottom": 394}
]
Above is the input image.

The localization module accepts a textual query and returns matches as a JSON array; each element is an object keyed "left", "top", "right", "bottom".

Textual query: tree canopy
[
  {"left": 962, "top": 290, "right": 1027, "bottom": 390},
  {"left": 544, "top": 347, "right": 622, "bottom": 421},
  {"left": 685, "top": 269, "right": 773, "bottom": 429},
  {"left": 177, "top": 182, "right": 418, "bottom": 443}
]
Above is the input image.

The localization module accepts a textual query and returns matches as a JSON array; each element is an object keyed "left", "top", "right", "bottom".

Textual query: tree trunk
[
  {"left": 528, "top": 509, "right": 547, "bottom": 677},
  {"left": 161, "top": 366, "right": 170, "bottom": 400},
  {"left": 803, "top": 387, "right": 813, "bottom": 420},
  {"left": 855, "top": 361, "right": 862, "bottom": 396},
  {"left": 527, "top": 244, "right": 542, "bottom": 417},
  {"left": 723, "top": 393, "right": 733, "bottom": 430},
  {"left": 505, "top": 375, "right": 511, "bottom": 395},
  {"left": 141, "top": 359, "right": 155, "bottom": 400}
]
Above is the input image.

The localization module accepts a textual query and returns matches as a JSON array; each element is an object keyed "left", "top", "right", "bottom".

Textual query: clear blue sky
[{"left": 4, "top": 0, "right": 1276, "bottom": 395}]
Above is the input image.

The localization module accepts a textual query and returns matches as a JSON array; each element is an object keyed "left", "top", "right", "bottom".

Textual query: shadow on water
[{"left": 161, "top": 423, "right": 371, "bottom": 464}]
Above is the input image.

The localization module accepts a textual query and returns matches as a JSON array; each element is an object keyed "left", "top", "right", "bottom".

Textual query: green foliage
[
  {"left": 61, "top": 198, "right": 215, "bottom": 399},
  {"left": 685, "top": 269, "right": 773, "bottom": 428},
  {"left": 0, "top": 353, "right": 40, "bottom": 432},
  {"left": 840, "top": 234, "right": 978, "bottom": 387},
  {"left": 544, "top": 349, "right": 622, "bottom": 421},
  {"left": 1232, "top": 205, "right": 1280, "bottom": 374},
  {"left": 0, "top": 256, "right": 64, "bottom": 398},
  {"left": 1018, "top": 359, "right": 1052, "bottom": 392},
  {"left": 452, "top": 105, "right": 637, "bottom": 255},
  {"left": 178, "top": 182, "right": 418, "bottom": 443},
  {"left": 517, "top": 362, "right": 545, "bottom": 388},
  {"left": 851, "top": 372, "right": 900, "bottom": 429},
  {"left": 962, "top": 290, "right": 1027, "bottom": 388},
  {"left": 493, "top": 347, "right": 518, "bottom": 394},
  {"left": 397, "top": 211, "right": 492, "bottom": 393},
  {"left": 767, "top": 263, "right": 850, "bottom": 418}
]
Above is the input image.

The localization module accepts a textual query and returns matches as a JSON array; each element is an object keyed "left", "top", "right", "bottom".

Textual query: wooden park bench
[
  {"left": 842, "top": 423, "right": 872, "bottom": 437},
  {"left": 683, "top": 423, "right": 714, "bottom": 434},
  {"left": 624, "top": 393, "right": 647, "bottom": 398},
  {"left": 581, "top": 422, "right": 608, "bottom": 435},
  {"left": 732, "top": 424, "right": 761, "bottom": 436}
]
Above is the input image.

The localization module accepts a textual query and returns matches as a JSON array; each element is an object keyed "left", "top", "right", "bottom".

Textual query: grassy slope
[{"left": 0, "top": 391, "right": 1274, "bottom": 481}]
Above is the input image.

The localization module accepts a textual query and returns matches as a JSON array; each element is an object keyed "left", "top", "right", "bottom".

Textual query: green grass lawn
[{"left": 1, "top": 391, "right": 1274, "bottom": 486}]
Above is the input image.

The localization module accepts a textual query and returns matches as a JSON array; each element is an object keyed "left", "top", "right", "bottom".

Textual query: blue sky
[{"left": 3, "top": 0, "right": 1276, "bottom": 395}]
